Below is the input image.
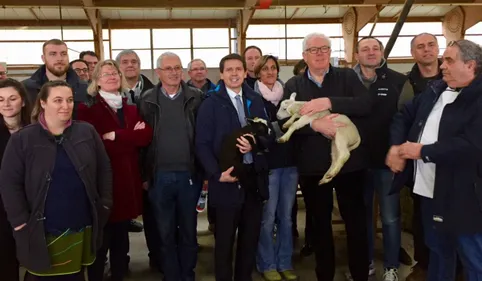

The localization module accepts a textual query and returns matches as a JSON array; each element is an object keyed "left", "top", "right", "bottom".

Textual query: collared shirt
[
  {"left": 413, "top": 87, "right": 461, "bottom": 198},
  {"left": 307, "top": 68, "right": 329, "bottom": 88},
  {"left": 160, "top": 85, "right": 182, "bottom": 100},
  {"left": 226, "top": 87, "right": 244, "bottom": 114}
]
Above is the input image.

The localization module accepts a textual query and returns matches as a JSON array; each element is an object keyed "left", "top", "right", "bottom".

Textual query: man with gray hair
[
  {"left": 138, "top": 52, "right": 204, "bottom": 281},
  {"left": 116, "top": 49, "right": 154, "bottom": 105},
  {"left": 387, "top": 39, "right": 482, "bottom": 281},
  {"left": 187, "top": 58, "right": 216, "bottom": 95},
  {"left": 280, "top": 32, "right": 371, "bottom": 281},
  {"left": 0, "top": 62, "right": 7, "bottom": 80}
]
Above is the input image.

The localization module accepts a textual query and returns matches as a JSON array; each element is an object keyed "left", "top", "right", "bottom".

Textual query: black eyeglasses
[{"left": 305, "top": 46, "right": 331, "bottom": 54}]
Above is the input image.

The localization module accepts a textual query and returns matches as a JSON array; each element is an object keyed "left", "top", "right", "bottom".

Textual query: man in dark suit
[{"left": 196, "top": 53, "right": 270, "bottom": 281}]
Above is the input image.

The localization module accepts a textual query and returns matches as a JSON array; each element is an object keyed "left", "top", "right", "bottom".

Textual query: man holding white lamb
[{"left": 281, "top": 32, "right": 372, "bottom": 281}]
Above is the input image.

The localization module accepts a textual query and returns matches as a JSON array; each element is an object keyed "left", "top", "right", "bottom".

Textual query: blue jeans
[
  {"left": 419, "top": 195, "right": 457, "bottom": 281},
  {"left": 256, "top": 167, "right": 298, "bottom": 272},
  {"left": 458, "top": 233, "right": 482, "bottom": 281},
  {"left": 364, "top": 168, "right": 400, "bottom": 269},
  {"left": 149, "top": 171, "right": 201, "bottom": 281}
]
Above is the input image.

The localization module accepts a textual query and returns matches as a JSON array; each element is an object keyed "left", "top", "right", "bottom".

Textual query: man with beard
[
  {"left": 23, "top": 39, "right": 87, "bottom": 118},
  {"left": 347, "top": 36, "right": 408, "bottom": 281},
  {"left": 116, "top": 49, "right": 154, "bottom": 106}
]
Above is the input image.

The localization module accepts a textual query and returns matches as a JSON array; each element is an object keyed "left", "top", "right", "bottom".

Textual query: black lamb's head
[{"left": 246, "top": 117, "right": 270, "bottom": 137}]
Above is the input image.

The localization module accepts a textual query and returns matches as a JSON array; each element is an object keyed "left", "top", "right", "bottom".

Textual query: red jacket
[{"left": 78, "top": 94, "right": 153, "bottom": 222}]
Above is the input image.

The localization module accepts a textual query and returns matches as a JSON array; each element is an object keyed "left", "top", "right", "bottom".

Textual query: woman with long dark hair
[
  {"left": 0, "top": 80, "right": 112, "bottom": 281},
  {"left": 0, "top": 78, "right": 32, "bottom": 281}
]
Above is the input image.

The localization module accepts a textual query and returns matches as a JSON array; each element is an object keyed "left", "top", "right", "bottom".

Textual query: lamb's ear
[{"left": 290, "top": 92, "right": 297, "bottom": 101}]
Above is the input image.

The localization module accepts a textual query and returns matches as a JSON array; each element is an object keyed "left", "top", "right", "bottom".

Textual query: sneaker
[
  {"left": 383, "top": 268, "right": 399, "bottom": 281},
  {"left": 345, "top": 260, "right": 375, "bottom": 281},
  {"left": 280, "top": 270, "right": 298, "bottom": 281},
  {"left": 262, "top": 270, "right": 282, "bottom": 281}
]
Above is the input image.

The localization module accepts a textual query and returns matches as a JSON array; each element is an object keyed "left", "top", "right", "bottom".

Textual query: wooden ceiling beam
[
  {"left": 81, "top": 0, "right": 99, "bottom": 35},
  {"left": 28, "top": 8, "right": 40, "bottom": 21},
  {"left": 0, "top": 16, "right": 443, "bottom": 28}
]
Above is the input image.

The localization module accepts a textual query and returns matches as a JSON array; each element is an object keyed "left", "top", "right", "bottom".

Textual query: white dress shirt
[
  {"left": 226, "top": 87, "right": 244, "bottom": 114},
  {"left": 413, "top": 87, "right": 460, "bottom": 198}
]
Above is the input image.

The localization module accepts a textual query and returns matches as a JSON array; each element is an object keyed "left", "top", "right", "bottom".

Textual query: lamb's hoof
[
  {"left": 282, "top": 124, "right": 290, "bottom": 130},
  {"left": 277, "top": 137, "right": 288, "bottom": 143},
  {"left": 318, "top": 176, "right": 334, "bottom": 185}
]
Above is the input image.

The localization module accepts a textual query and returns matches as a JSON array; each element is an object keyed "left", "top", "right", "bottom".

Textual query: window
[
  {"left": 0, "top": 43, "right": 44, "bottom": 64},
  {"left": 246, "top": 39, "right": 286, "bottom": 59},
  {"left": 153, "top": 29, "right": 191, "bottom": 48},
  {"left": 359, "top": 22, "right": 442, "bottom": 37},
  {"left": 464, "top": 36, "right": 482, "bottom": 47},
  {"left": 287, "top": 24, "right": 343, "bottom": 38},
  {"left": 112, "top": 49, "right": 152, "bottom": 69},
  {"left": 0, "top": 28, "right": 62, "bottom": 41},
  {"left": 153, "top": 49, "right": 191, "bottom": 68},
  {"left": 67, "top": 42, "right": 96, "bottom": 60},
  {"left": 246, "top": 25, "right": 286, "bottom": 38},
  {"left": 62, "top": 28, "right": 93, "bottom": 40},
  {"left": 193, "top": 28, "right": 229, "bottom": 48},
  {"left": 103, "top": 41, "right": 111, "bottom": 60},
  {"left": 111, "top": 29, "right": 150, "bottom": 49},
  {"left": 193, "top": 48, "right": 230, "bottom": 67}
]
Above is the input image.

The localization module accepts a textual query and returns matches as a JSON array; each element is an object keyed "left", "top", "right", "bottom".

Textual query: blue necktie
[{"left": 234, "top": 95, "right": 253, "bottom": 164}]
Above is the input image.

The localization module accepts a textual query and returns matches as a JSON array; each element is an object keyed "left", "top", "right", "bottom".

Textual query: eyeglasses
[
  {"left": 74, "top": 68, "right": 89, "bottom": 74},
  {"left": 0, "top": 71, "right": 7, "bottom": 76},
  {"left": 99, "top": 72, "right": 120, "bottom": 78},
  {"left": 159, "top": 66, "right": 183, "bottom": 73},
  {"left": 305, "top": 46, "right": 331, "bottom": 54}
]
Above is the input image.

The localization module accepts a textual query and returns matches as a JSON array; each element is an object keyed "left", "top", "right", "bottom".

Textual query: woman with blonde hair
[
  {"left": 0, "top": 80, "right": 112, "bottom": 281},
  {"left": 77, "top": 59, "right": 153, "bottom": 281}
]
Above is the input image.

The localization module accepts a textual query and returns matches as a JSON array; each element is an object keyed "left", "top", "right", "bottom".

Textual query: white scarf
[
  {"left": 257, "top": 80, "right": 284, "bottom": 106},
  {"left": 99, "top": 90, "right": 123, "bottom": 109}
]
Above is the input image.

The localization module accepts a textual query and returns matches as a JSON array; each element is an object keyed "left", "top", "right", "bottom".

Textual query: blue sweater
[{"left": 44, "top": 140, "right": 92, "bottom": 234}]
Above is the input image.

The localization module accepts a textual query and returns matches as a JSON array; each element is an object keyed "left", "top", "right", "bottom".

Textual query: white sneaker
[
  {"left": 382, "top": 268, "right": 399, "bottom": 281},
  {"left": 344, "top": 260, "right": 376, "bottom": 281}
]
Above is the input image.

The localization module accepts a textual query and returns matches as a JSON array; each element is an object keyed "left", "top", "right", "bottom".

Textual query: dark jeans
[
  {"left": 88, "top": 220, "right": 130, "bottom": 281},
  {"left": 300, "top": 170, "right": 369, "bottom": 281},
  {"left": 458, "top": 233, "right": 482, "bottom": 281},
  {"left": 149, "top": 171, "right": 201, "bottom": 281},
  {"left": 143, "top": 190, "right": 161, "bottom": 269},
  {"left": 412, "top": 192, "right": 430, "bottom": 269},
  {"left": 214, "top": 168, "right": 263, "bottom": 281},
  {"left": 0, "top": 208, "right": 19, "bottom": 281}
]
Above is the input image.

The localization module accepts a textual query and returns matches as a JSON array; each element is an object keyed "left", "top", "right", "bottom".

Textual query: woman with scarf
[
  {"left": 0, "top": 80, "right": 112, "bottom": 281},
  {"left": 254, "top": 55, "right": 299, "bottom": 281},
  {"left": 77, "top": 59, "right": 152, "bottom": 281}
]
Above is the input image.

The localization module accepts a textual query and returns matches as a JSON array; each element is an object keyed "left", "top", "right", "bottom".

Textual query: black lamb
[{"left": 219, "top": 117, "right": 271, "bottom": 180}]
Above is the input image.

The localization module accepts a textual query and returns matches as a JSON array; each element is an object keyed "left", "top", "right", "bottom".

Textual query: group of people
[{"left": 0, "top": 30, "right": 481, "bottom": 281}]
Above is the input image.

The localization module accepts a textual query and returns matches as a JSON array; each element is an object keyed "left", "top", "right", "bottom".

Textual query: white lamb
[{"left": 276, "top": 93, "right": 361, "bottom": 185}]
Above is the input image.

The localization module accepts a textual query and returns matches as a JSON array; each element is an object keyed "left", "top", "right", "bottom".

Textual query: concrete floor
[{"left": 20, "top": 198, "right": 415, "bottom": 280}]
